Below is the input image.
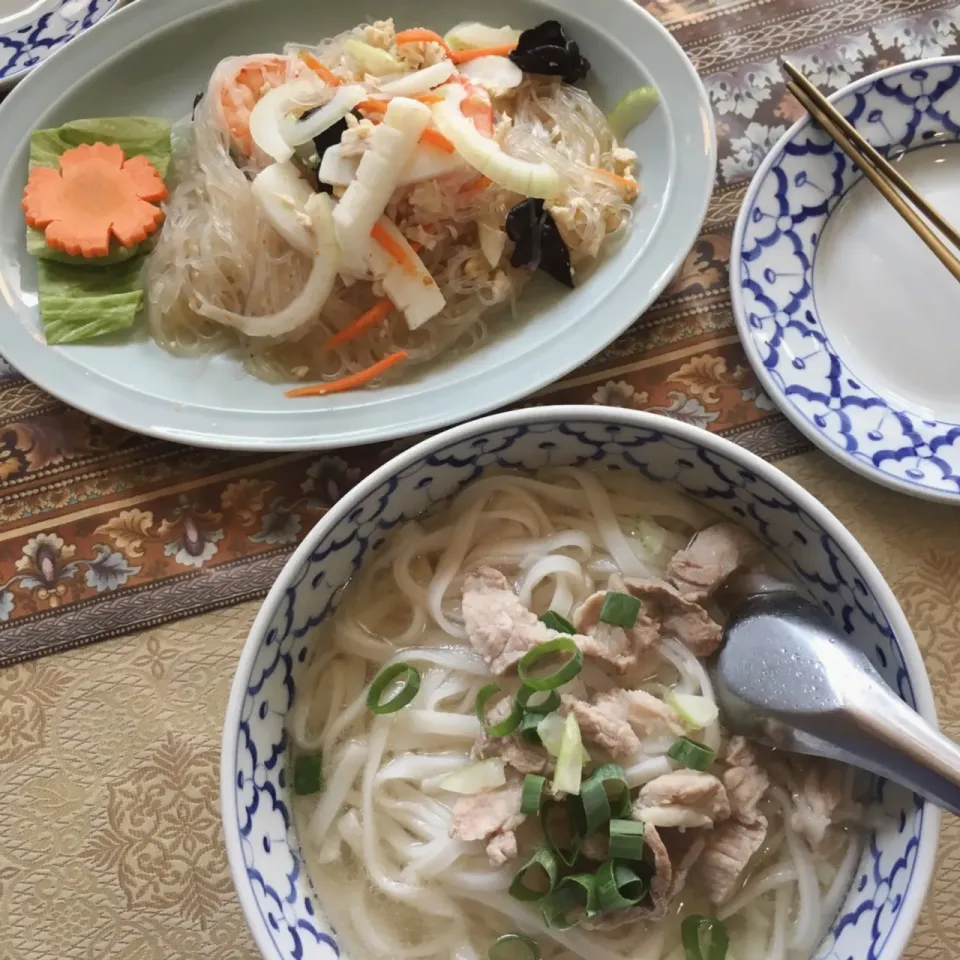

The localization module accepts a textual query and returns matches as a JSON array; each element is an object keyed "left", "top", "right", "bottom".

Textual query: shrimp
[{"left": 216, "top": 55, "right": 310, "bottom": 155}]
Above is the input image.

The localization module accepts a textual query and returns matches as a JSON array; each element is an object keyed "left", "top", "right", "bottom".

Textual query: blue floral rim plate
[
  {"left": 0, "top": 0, "right": 123, "bottom": 86},
  {"left": 731, "top": 57, "right": 960, "bottom": 503}
]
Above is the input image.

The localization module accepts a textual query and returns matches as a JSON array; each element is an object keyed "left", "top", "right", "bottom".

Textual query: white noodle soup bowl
[{"left": 220, "top": 406, "right": 938, "bottom": 960}]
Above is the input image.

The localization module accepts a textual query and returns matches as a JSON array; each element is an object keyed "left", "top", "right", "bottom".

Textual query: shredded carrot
[
  {"left": 371, "top": 222, "right": 417, "bottom": 274},
  {"left": 450, "top": 43, "right": 518, "bottom": 64},
  {"left": 395, "top": 28, "right": 454, "bottom": 57},
  {"left": 414, "top": 93, "right": 445, "bottom": 104},
  {"left": 356, "top": 98, "right": 388, "bottom": 114},
  {"left": 298, "top": 51, "right": 342, "bottom": 86},
  {"left": 591, "top": 167, "right": 639, "bottom": 192},
  {"left": 458, "top": 175, "right": 492, "bottom": 194},
  {"left": 323, "top": 298, "right": 394, "bottom": 349},
  {"left": 285, "top": 351, "right": 408, "bottom": 397},
  {"left": 419, "top": 128, "right": 456, "bottom": 153},
  {"left": 23, "top": 142, "right": 167, "bottom": 259}
]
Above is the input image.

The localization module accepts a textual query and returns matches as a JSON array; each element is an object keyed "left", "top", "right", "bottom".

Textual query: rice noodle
[{"left": 289, "top": 467, "right": 859, "bottom": 960}]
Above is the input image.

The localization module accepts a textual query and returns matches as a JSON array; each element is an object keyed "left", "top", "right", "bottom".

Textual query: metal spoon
[{"left": 713, "top": 575, "right": 960, "bottom": 814}]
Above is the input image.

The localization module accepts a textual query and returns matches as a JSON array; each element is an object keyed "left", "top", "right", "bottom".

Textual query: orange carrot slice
[
  {"left": 299, "top": 51, "right": 342, "bottom": 86},
  {"left": 371, "top": 222, "right": 417, "bottom": 274},
  {"left": 356, "top": 98, "right": 388, "bottom": 115},
  {"left": 323, "top": 298, "right": 394, "bottom": 349},
  {"left": 22, "top": 142, "right": 167, "bottom": 259},
  {"left": 450, "top": 43, "right": 518, "bottom": 64},
  {"left": 413, "top": 93, "right": 445, "bottom": 104},
  {"left": 458, "top": 175, "right": 492, "bottom": 194},
  {"left": 285, "top": 351, "right": 408, "bottom": 397},
  {"left": 591, "top": 167, "right": 639, "bottom": 192},
  {"left": 419, "top": 128, "right": 456, "bottom": 153},
  {"left": 395, "top": 29, "right": 454, "bottom": 57}
]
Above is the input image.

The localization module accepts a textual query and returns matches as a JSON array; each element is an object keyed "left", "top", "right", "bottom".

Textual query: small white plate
[
  {"left": 732, "top": 57, "right": 960, "bottom": 503},
  {"left": 0, "top": 0, "right": 123, "bottom": 88},
  {"left": 0, "top": 0, "right": 715, "bottom": 451}
]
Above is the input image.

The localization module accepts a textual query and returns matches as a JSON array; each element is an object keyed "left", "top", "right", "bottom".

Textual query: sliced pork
[
  {"left": 448, "top": 779, "right": 525, "bottom": 866},
  {"left": 665, "top": 522, "right": 755, "bottom": 601},
  {"left": 574, "top": 588, "right": 659, "bottom": 673},
  {"left": 700, "top": 816, "right": 768, "bottom": 904},
  {"left": 633, "top": 770, "right": 731, "bottom": 829},
  {"left": 624, "top": 576, "right": 724, "bottom": 656},
  {"left": 561, "top": 689, "right": 683, "bottom": 760},
  {"left": 462, "top": 568, "right": 557, "bottom": 673},
  {"left": 722, "top": 736, "right": 770, "bottom": 824},
  {"left": 472, "top": 728, "right": 552, "bottom": 776}
]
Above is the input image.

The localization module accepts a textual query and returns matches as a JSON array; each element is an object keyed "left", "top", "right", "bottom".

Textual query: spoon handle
[{"left": 844, "top": 678, "right": 960, "bottom": 813}]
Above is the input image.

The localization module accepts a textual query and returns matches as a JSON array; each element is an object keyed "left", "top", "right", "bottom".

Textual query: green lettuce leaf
[
  {"left": 28, "top": 116, "right": 172, "bottom": 266},
  {"left": 37, "top": 258, "right": 145, "bottom": 345},
  {"left": 27, "top": 116, "right": 172, "bottom": 343}
]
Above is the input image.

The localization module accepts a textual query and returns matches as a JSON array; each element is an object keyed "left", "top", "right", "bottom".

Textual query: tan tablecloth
[{"left": 0, "top": 448, "right": 957, "bottom": 960}]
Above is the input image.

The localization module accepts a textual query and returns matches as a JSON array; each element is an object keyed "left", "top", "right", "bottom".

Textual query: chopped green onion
[
  {"left": 539, "top": 610, "right": 576, "bottom": 634},
  {"left": 668, "top": 736, "right": 717, "bottom": 771},
  {"left": 591, "top": 764, "right": 631, "bottom": 818},
  {"left": 475, "top": 683, "right": 523, "bottom": 737},
  {"left": 552, "top": 713, "right": 584, "bottom": 796},
  {"left": 518, "top": 637, "right": 583, "bottom": 691},
  {"left": 682, "top": 916, "right": 729, "bottom": 960},
  {"left": 596, "top": 859, "right": 648, "bottom": 910},
  {"left": 366, "top": 662, "right": 420, "bottom": 714},
  {"left": 665, "top": 690, "right": 720, "bottom": 730},
  {"left": 438, "top": 758, "right": 506, "bottom": 794},
  {"left": 508, "top": 847, "right": 559, "bottom": 902},
  {"left": 521, "top": 774, "right": 547, "bottom": 815},
  {"left": 569, "top": 774, "right": 611, "bottom": 836},
  {"left": 541, "top": 874, "right": 597, "bottom": 930},
  {"left": 293, "top": 754, "right": 324, "bottom": 796},
  {"left": 541, "top": 799, "right": 580, "bottom": 867},
  {"left": 489, "top": 933, "right": 542, "bottom": 960},
  {"left": 609, "top": 819, "right": 645, "bottom": 860},
  {"left": 517, "top": 685, "right": 561, "bottom": 714},
  {"left": 520, "top": 711, "right": 544, "bottom": 743},
  {"left": 598, "top": 591, "right": 643, "bottom": 628}
]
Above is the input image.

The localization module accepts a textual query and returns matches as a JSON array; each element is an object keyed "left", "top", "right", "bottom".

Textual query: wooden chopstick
[{"left": 782, "top": 61, "right": 960, "bottom": 284}]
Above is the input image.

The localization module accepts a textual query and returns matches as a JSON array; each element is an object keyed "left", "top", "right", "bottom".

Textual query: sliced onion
[
  {"left": 444, "top": 22, "right": 521, "bottom": 50},
  {"left": 437, "top": 758, "right": 506, "bottom": 794},
  {"left": 282, "top": 84, "right": 366, "bottom": 147},
  {"left": 344, "top": 37, "right": 403, "bottom": 76},
  {"left": 478, "top": 221, "right": 506, "bottom": 267},
  {"left": 363, "top": 217, "right": 445, "bottom": 329},
  {"left": 249, "top": 79, "right": 325, "bottom": 162},
  {"left": 251, "top": 162, "right": 316, "bottom": 255},
  {"left": 333, "top": 98, "right": 432, "bottom": 256},
  {"left": 432, "top": 89, "right": 561, "bottom": 199},
  {"left": 379, "top": 60, "right": 456, "bottom": 97},
  {"left": 664, "top": 691, "right": 719, "bottom": 730},
  {"left": 319, "top": 142, "right": 468, "bottom": 187},
  {"left": 459, "top": 56, "right": 523, "bottom": 97},
  {"left": 200, "top": 192, "right": 339, "bottom": 338}
]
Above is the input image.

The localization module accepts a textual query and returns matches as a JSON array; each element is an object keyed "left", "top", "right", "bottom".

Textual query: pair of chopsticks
[{"left": 782, "top": 60, "right": 960, "bottom": 283}]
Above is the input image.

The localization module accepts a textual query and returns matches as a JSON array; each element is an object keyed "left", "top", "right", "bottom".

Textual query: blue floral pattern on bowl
[
  {"left": 731, "top": 57, "right": 960, "bottom": 502},
  {"left": 221, "top": 409, "right": 938, "bottom": 960},
  {"left": 0, "top": 0, "right": 121, "bottom": 84}
]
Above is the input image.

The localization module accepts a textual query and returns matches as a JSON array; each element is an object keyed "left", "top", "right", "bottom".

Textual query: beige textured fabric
[{"left": 1, "top": 450, "right": 959, "bottom": 958}]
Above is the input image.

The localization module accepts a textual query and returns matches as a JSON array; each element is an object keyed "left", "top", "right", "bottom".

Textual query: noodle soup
[{"left": 288, "top": 468, "right": 863, "bottom": 960}]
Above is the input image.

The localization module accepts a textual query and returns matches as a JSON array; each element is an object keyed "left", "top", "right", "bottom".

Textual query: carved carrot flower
[{"left": 22, "top": 142, "right": 167, "bottom": 258}]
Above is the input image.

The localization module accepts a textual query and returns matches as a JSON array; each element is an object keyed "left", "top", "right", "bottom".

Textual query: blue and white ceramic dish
[
  {"left": 220, "top": 406, "right": 939, "bottom": 960},
  {"left": 0, "top": 0, "right": 122, "bottom": 88},
  {"left": 731, "top": 57, "right": 960, "bottom": 503}
]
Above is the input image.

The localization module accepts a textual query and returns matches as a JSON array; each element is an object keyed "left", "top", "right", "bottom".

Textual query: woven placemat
[{"left": 1, "top": 0, "right": 954, "bottom": 665}]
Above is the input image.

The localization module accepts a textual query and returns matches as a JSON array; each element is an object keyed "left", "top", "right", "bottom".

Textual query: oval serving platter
[
  {"left": 0, "top": 0, "right": 715, "bottom": 451},
  {"left": 732, "top": 57, "right": 960, "bottom": 503}
]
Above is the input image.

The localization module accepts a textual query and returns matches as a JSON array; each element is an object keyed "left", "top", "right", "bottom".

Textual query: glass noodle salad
[{"left": 142, "top": 19, "right": 658, "bottom": 397}]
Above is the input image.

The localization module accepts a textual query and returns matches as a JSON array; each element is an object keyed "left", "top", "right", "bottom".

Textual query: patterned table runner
[{"left": 0, "top": 0, "right": 955, "bottom": 666}]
